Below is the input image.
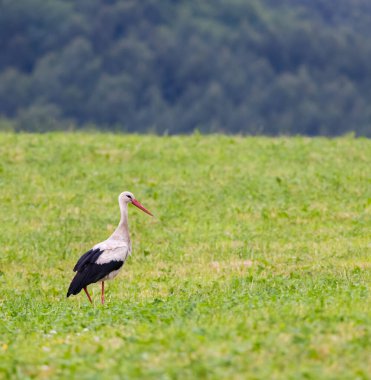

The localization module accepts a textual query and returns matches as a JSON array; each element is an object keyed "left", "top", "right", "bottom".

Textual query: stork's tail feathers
[{"left": 66, "top": 272, "right": 84, "bottom": 297}]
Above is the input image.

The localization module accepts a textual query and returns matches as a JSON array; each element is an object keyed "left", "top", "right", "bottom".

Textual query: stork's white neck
[{"left": 109, "top": 201, "right": 130, "bottom": 242}]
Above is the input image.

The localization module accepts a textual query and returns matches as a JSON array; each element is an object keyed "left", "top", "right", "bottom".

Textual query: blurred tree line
[{"left": 0, "top": 0, "right": 370, "bottom": 136}]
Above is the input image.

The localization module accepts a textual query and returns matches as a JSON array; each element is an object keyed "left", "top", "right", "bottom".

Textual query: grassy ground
[{"left": 0, "top": 133, "right": 370, "bottom": 380}]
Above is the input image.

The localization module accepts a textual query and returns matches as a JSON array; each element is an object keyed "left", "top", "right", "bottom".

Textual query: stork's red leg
[
  {"left": 101, "top": 281, "right": 105, "bottom": 305},
  {"left": 83, "top": 287, "right": 92, "bottom": 304}
]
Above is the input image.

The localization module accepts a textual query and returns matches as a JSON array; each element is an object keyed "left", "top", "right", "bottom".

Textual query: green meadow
[{"left": 0, "top": 133, "right": 370, "bottom": 380}]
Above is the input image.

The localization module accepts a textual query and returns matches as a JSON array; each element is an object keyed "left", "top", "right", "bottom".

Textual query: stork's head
[{"left": 119, "top": 191, "right": 153, "bottom": 216}]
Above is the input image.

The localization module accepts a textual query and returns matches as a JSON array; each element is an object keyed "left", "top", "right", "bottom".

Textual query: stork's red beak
[{"left": 132, "top": 199, "right": 153, "bottom": 216}]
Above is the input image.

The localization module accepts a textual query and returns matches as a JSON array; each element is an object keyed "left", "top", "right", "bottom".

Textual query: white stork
[{"left": 67, "top": 191, "right": 153, "bottom": 304}]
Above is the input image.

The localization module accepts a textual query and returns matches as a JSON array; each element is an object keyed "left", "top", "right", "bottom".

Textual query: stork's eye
[{"left": 127, "top": 195, "right": 132, "bottom": 199}]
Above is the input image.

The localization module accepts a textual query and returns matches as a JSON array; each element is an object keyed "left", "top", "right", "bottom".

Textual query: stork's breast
[{"left": 95, "top": 245, "right": 129, "bottom": 265}]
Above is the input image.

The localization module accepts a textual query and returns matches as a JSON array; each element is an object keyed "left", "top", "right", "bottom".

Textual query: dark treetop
[{"left": 1, "top": 0, "right": 370, "bottom": 136}]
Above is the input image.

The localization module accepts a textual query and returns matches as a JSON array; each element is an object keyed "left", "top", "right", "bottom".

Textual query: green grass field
[{"left": 0, "top": 133, "right": 370, "bottom": 379}]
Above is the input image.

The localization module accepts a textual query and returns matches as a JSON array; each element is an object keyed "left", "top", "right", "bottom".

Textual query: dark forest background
[{"left": 1, "top": 0, "right": 371, "bottom": 136}]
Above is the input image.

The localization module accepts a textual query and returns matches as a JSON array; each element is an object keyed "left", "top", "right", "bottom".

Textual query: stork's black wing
[
  {"left": 67, "top": 260, "right": 123, "bottom": 297},
  {"left": 73, "top": 248, "right": 103, "bottom": 272}
]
